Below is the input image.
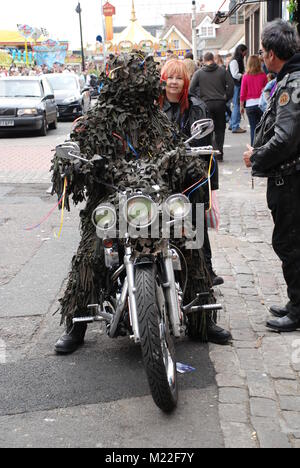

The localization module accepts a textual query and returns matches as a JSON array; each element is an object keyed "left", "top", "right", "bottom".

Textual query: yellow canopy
[
  {"left": 112, "top": 0, "right": 157, "bottom": 46},
  {"left": 0, "top": 30, "right": 46, "bottom": 45}
]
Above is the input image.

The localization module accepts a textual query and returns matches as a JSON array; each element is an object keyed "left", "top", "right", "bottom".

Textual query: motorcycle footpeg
[
  {"left": 182, "top": 293, "right": 210, "bottom": 312},
  {"left": 185, "top": 304, "right": 223, "bottom": 315},
  {"left": 73, "top": 317, "right": 95, "bottom": 324},
  {"left": 87, "top": 304, "right": 114, "bottom": 323}
]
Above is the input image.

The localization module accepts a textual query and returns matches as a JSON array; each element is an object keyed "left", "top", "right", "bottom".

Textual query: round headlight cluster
[
  {"left": 164, "top": 194, "right": 191, "bottom": 220},
  {"left": 125, "top": 195, "right": 158, "bottom": 229},
  {"left": 92, "top": 205, "right": 116, "bottom": 231}
]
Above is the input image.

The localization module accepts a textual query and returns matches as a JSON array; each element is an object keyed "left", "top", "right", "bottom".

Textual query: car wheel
[
  {"left": 49, "top": 117, "right": 58, "bottom": 130},
  {"left": 39, "top": 116, "right": 47, "bottom": 136}
]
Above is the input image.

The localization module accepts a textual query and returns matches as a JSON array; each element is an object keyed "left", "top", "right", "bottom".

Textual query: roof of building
[
  {"left": 112, "top": 0, "right": 157, "bottom": 45},
  {"left": 161, "top": 12, "right": 244, "bottom": 52}
]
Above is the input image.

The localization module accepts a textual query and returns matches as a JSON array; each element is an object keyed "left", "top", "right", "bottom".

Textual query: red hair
[{"left": 160, "top": 59, "right": 190, "bottom": 115}]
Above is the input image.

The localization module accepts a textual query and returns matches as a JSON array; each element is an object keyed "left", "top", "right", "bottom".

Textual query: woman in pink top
[{"left": 240, "top": 55, "right": 268, "bottom": 145}]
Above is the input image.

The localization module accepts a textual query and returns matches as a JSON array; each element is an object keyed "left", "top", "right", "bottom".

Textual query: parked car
[
  {"left": 0, "top": 76, "right": 58, "bottom": 136},
  {"left": 46, "top": 73, "right": 91, "bottom": 120}
]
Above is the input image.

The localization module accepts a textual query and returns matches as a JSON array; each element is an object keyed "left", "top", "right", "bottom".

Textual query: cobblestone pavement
[
  {"left": 209, "top": 128, "right": 300, "bottom": 448},
  {"left": 0, "top": 124, "right": 70, "bottom": 184}
]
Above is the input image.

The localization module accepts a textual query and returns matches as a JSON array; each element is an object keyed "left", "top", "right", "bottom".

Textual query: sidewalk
[{"left": 209, "top": 127, "right": 300, "bottom": 448}]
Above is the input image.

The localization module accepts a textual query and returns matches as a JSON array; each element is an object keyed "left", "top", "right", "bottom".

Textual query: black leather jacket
[
  {"left": 251, "top": 55, "right": 300, "bottom": 178},
  {"left": 162, "top": 95, "right": 219, "bottom": 190}
]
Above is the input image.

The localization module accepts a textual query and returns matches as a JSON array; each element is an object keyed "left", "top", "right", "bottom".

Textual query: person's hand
[
  {"left": 244, "top": 144, "right": 253, "bottom": 168},
  {"left": 240, "top": 106, "right": 245, "bottom": 115}
]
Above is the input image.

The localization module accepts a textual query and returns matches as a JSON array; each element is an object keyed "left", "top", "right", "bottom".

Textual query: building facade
[
  {"left": 229, "top": 1, "right": 293, "bottom": 55},
  {"left": 161, "top": 12, "right": 244, "bottom": 59}
]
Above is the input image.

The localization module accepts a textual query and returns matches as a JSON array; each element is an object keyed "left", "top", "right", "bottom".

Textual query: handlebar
[
  {"left": 56, "top": 143, "right": 220, "bottom": 165},
  {"left": 165, "top": 146, "right": 220, "bottom": 158},
  {"left": 185, "top": 146, "right": 220, "bottom": 156}
]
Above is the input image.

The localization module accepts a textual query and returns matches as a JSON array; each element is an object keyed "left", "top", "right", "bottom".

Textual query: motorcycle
[{"left": 55, "top": 119, "right": 223, "bottom": 413}]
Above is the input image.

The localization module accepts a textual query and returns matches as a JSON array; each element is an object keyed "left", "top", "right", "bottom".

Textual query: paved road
[
  {"left": 0, "top": 123, "right": 223, "bottom": 448},
  {"left": 0, "top": 122, "right": 71, "bottom": 184}
]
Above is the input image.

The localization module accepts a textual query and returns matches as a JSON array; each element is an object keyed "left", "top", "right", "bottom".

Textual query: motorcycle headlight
[
  {"left": 164, "top": 194, "right": 191, "bottom": 220},
  {"left": 17, "top": 108, "right": 38, "bottom": 116},
  {"left": 92, "top": 205, "right": 116, "bottom": 231},
  {"left": 125, "top": 195, "right": 158, "bottom": 229}
]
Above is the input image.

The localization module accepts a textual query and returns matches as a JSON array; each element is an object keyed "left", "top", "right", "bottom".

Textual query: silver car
[
  {"left": 46, "top": 73, "right": 91, "bottom": 120},
  {"left": 0, "top": 75, "right": 58, "bottom": 136}
]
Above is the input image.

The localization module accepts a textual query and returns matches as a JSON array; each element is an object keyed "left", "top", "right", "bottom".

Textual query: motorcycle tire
[{"left": 135, "top": 263, "right": 178, "bottom": 413}]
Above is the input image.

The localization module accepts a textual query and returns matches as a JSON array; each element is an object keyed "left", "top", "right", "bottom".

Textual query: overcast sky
[{"left": 1, "top": 0, "right": 229, "bottom": 49}]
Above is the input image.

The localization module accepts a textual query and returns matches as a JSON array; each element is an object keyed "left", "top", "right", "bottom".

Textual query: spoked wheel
[{"left": 135, "top": 263, "right": 178, "bottom": 413}]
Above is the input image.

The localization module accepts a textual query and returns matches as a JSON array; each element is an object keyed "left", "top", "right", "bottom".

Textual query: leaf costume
[{"left": 51, "top": 52, "right": 214, "bottom": 340}]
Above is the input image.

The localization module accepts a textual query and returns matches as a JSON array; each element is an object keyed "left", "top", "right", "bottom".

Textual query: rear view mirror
[
  {"left": 43, "top": 94, "right": 55, "bottom": 101},
  {"left": 55, "top": 142, "right": 88, "bottom": 163},
  {"left": 185, "top": 119, "right": 215, "bottom": 146}
]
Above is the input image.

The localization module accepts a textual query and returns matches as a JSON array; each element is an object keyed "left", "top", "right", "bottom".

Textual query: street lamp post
[
  {"left": 192, "top": 0, "right": 197, "bottom": 60},
  {"left": 76, "top": 2, "right": 85, "bottom": 72},
  {"left": 100, "top": 0, "right": 107, "bottom": 70}
]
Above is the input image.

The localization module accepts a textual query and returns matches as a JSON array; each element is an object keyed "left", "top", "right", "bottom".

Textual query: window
[
  {"left": 173, "top": 40, "right": 179, "bottom": 49},
  {"left": 230, "top": 10, "right": 244, "bottom": 24},
  {"left": 42, "top": 78, "right": 53, "bottom": 96},
  {"left": 0, "top": 80, "right": 42, "bottom": 98},
  {"left": 200, "top": 26, "right": 215, "bottom": 38},
  {"left": 46, "top": 74, "right": 78, "bottom": 91}
]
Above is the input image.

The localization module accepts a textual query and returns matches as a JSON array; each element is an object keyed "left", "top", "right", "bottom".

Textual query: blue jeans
[
  {"left": 246, "top": 105, "right": 263, "bottom": 146},
  {"left": 230, "top": 85, "right": 241, "bottom": 131}
]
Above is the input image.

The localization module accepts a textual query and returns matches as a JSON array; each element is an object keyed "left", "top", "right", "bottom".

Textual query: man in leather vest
[{"left": 244, "top": 19, "right": 300, "bottom": 332}]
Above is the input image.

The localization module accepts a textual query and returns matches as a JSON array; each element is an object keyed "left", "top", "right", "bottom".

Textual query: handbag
[{"left": 205, "top": 190, "right": 220, "bottom": 230}]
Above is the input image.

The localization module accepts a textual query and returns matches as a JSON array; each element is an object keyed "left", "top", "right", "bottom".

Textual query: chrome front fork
[
  {"left": 163, "top": 248, "right": 182, "bottom": 338},
  {"left": 124, "top": 245, "right": 140, "bottom": 343}
]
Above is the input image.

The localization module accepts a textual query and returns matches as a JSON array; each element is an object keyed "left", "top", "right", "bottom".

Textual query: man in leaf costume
[{"left": 51, "top": 52, "right": 230, "bottom": 354}]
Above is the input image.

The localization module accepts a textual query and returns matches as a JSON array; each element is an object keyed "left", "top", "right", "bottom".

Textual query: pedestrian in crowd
[
  {"left": 224, "top": 54, "right": 233, "bottom": 122},
  {"left": 259, "top": 73, "right": 277, "bottom": 113},
  {"left": 183, "top": 58, "right": 196, "bottom": 80},
  {"left": 184, "top": 52, "right": 194, "bottom": 60},
  {"left": 197, "top": 57, "right": 204, "bottom": 69},
  {"left": 244, "top": 19, "right": 300, "bottom": 332},
  {"left": 225, "top": 54, "right": 233, "bottom": 71},
  {"left": 229, "top": 44, "right": 248, "bottom": 133},
  {"left": 166, "top": 49, "right": 177, "bottom": 61},
  {"left": 190, "top": 52, "right": 234, "bottom": 161},
  {"left": 159, "top": 59, "right": 231, "bottom": 344},
  {"left": 215, "top": 54, "right": 225, "bottom": 69},
  {"left": 240, "top": 55, "right": 268, "bottom": 145},
  {"left": 0, "top": 66, "right": 7, "bottom": 77}
]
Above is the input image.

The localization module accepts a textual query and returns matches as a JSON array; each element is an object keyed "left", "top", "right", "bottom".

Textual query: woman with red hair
[
  {"left": 160, "top": 60, "right": 231, "bottom": 345},
  {"left": 160, "top": 60, "right": 207, "bottom": 139}
]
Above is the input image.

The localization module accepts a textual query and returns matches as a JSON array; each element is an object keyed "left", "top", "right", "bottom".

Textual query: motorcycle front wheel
[{"left": 135, "top": 263, "right": 178, "bottom": 413}]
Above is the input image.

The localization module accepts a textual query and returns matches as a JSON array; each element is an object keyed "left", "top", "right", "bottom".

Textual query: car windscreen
[
  {"left": 46, "top": 75, "right": 78, "bottom": 91},
  {"left": 0, "top": 80, "right": 42, "bottom": 97}
]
